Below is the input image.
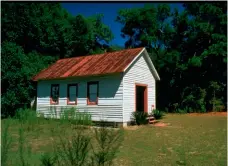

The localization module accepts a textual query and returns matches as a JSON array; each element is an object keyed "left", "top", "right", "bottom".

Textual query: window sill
[
  {"left": 87, "top": 102, "right": 98, "bottom": 105},
  {"left": 50, "top": 103, "right": 59, "bottom": 105}
]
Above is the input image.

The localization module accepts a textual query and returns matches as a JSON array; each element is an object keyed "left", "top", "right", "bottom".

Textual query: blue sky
[{"left": 62, "top": 3, "right": 184, "bottom": 47}]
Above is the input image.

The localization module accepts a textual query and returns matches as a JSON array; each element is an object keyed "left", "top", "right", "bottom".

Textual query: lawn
[{"left": 1, "top": 113, "right": 227, "bottom": 166}]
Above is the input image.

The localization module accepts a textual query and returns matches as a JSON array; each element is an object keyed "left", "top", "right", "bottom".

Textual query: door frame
[{"left": 135, "top": 83, "right": 148, "bottom": 113}]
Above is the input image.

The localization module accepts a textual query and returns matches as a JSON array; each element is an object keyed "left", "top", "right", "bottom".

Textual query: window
[
  {"left": 67, "top": 84, "right": 78, "bottom": 105},
  {"left": 50, "top": 84, "right": 59, "bottom": 104},
  {"left": 87, "top": 81, "right": 99, "bottom": 105}
]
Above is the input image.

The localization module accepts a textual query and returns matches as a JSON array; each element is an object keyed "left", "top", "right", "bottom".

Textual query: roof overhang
[{"left": 33, "top": 72, "right": 123, "bottom": 82}]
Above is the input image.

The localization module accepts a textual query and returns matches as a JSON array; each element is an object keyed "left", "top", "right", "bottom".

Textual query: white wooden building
[{"left": 33, "top": 47, "right": 160, "bottom": 126}]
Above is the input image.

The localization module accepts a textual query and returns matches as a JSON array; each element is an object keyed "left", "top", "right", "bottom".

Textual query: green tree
[
  {"left": 116, "top": 3, "right": 227, "bottom": 112},
  {"left": 1, "top": 2, "right": 114, "bottom": 116},
  {"left": 1, "top": 42, "right": 55, "bottom": 117},
  {"left": 1, "top": 3, "right": 73, "bottom": 57},
  {"left": 70, "top": 14, "right": 114, "bottom": 56},
  {"left": 183, "top": 3, "right": 227, "bottom": 111}
]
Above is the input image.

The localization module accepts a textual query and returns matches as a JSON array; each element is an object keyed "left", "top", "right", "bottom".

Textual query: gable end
[{"left": 123, "top": 48, "right": 160, "bottom": 80}]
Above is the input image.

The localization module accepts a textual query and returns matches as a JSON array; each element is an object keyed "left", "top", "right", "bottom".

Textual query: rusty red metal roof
[{"left": 33, "top": 47, "right": 144, "bottom": 81}]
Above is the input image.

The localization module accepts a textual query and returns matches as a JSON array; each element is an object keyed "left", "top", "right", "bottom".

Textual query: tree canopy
[
  {"left": 116, "top": 3, "right": 227, "bottom": 112},
  {"left": 1, "top": 2, "right": 114, "bottom": 117},
  {"left": 1, "top": 2, "right": 227, "bottom": 117}
]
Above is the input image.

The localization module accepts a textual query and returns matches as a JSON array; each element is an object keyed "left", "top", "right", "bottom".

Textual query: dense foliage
[
  {"left": 1, "top": 2, "right": 114, "bottom": 117},
  {"left": 1, "top": 2, "right": 227, "bottom": 117},
  {"left": 116, "top": 3, "right": 227, "bottom": 113}
]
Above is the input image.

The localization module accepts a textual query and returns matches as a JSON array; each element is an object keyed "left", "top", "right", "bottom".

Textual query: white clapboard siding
[
  {"left": 123, "top": 52, "right": 156, "bottom": 122},
  {"left": 37, "top": 74, "right": 123, "bottom": 122},
  {"left": 37, "top": 105, "right": 123, "bottom": 122}
]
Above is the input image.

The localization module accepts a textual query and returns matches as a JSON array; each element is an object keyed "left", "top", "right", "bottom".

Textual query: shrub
[
  {"left": 152, "top": 109, "right": 164, "bottom": 119},
  {"left": 209, "top": 98, "right": 225, "bottom": 112},
  {"left": 180, "top": 86, "right": 207, "bottom": 113},
  {"left": 174, "top": 108, "right": 188, "bottom": 114},
  {"left": 131, "top": 112, "right": 148, "bottom": 125},
  {"left": 209, "top": 81, "right": 225, "bottom": 112},
  {"left": 164, "top": 107, "right": 169, "bottom": 113}
]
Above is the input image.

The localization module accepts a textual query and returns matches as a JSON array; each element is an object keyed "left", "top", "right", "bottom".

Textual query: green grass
[{"left": 2, "top": 114, "right": 227, "bottom": 166}]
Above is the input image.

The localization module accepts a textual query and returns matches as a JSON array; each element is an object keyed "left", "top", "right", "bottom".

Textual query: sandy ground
[
  {"left": 188, "top": 112, "right": 227, "bottom": 117},
  {"left": 124, "top": 121, "right": 170, "bottom": 130}
]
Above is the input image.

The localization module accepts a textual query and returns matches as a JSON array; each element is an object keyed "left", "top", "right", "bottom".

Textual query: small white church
[{"left": 33, "top": 47, "right": 160, "bottom": 126}]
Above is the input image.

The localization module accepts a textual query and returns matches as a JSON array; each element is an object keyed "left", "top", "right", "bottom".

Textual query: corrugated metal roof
[{"left": 33, "top": 47, "right": 144, "bottom": 81}]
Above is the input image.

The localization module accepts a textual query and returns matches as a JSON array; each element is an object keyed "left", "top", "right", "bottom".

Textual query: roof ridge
[{"left": 58, "top": 47, "right": 144, "bottom": 61}]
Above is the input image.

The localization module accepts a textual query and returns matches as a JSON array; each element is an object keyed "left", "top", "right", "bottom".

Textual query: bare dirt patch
[
  {"left": 124, "top": 121, "right": 170, "bottom": 129},
  {"left": 188, "top": 112, "right": 227, "bottom": 117},
  {"left": 153, "top": 122, "right": 170, "bottom": 127}
]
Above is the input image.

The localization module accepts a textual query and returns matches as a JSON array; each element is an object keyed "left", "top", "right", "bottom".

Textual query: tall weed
[
  {"left": 90, "top": 122, "right": 124, "bottom": 166},
  {"left": 59, "top": 107, "right": 92, "bottom": 126},
  {"left": 47, "top": 120, "right": 123, "bottom": 166},
  {"left": 54, "top": 130, "right": 91, "bottom": 166},
  {"left": 15, "top": 108, "right": 38, "bottom": 131},
  {"left": 40, "top": 152, "right": 57, "bottom": 166},
  {"left": 18, "top": 127, "right": 31, "bottom": 166},
  {"left": 1, "top": 120, "right": 12, "bottom": 166}
]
